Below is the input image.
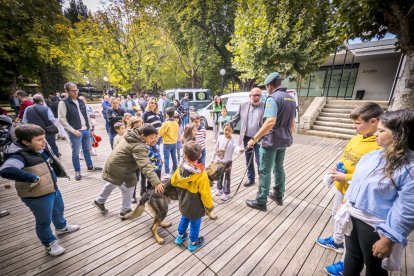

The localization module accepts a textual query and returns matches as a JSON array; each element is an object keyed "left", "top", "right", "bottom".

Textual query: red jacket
[{"left": 18, "top": 99, "right": 33, "bottom": 119}]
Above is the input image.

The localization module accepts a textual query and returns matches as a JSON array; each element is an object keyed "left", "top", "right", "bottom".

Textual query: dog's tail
[{"left": 121, "top": 191, "right": 150, "bottom": 220}]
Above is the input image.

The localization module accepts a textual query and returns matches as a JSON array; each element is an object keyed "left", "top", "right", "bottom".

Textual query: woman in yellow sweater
[{"left": 159, "top": 107, "right": 179, "bottom": 178}]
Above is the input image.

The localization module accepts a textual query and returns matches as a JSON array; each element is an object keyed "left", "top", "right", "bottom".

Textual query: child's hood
[
  {"left": 176, "top": 160, "right": 204, "bottom": 183},
  {"left": 123, "top": 128, "right": 143, "bottom": 143},
  {"left": 4, "top": 142, "right": 26, "bottom": 155}
]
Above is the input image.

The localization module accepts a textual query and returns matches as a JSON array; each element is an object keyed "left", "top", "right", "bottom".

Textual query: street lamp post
[{"left": 219, "top": 68, "right": 226, "bottom": 96}]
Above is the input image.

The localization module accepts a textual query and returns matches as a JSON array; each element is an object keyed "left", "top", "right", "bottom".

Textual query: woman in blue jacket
[{"left": 343, "top": 109, "right": 414, "bottom": 275}]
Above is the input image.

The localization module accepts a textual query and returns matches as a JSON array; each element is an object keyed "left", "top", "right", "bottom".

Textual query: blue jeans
[
  {"left": 243, "top": 136, "right": 260, "bottom": 183},
  {"left": 46, "top": 134, "right": 60, "bottom": 156},
  {"left": 21, "top": 189, "right": 66, "bottom": 246},
  {"left": 103, "top": 117, "right": 110, "bottom": 133},
  {"left": 178, "top": 215, "right": 202, "bottom": 242},
  {"left": 109, "top": 131, "right": 117, "bottom": 149},
  {"left": 69, "top": 129, "right": 93, "bottom": 172},
  {"left": 163, "top": 143, "right": 177, "bottom": 174},
  {"left": 256, "top": 147, "right": 286, "bottom": 205},
  {"left": 182, "top": 114, "right": 189, "bottom": 127},
  {"left": 198, "top": 148, "right": 206, "bottom": 167}
]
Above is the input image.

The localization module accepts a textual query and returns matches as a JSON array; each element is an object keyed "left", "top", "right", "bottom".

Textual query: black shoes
[
  {"left": 87, "top": 166, "right": 102, "bottom": 171},
  {"left": 269, "top": 192, "right": 283, "bottom": 206},
  {"left": 246, "top": 199, "right": 267, "bottom": 212},
  {"left": 243, "top": 181, "right": 255, "bottom": 187},
  {"left": 75, "top": 172, "right": 82, "bottom": 181}
]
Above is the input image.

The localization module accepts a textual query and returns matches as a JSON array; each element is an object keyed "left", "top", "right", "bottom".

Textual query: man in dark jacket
[
  {"left": 23, "top": 94, "right": 60, "bottom": 157},
  {"left": 58, "top": 82, "right": 101, "bottom": 181},
  {"left": 106, "top": 98, "right": 125, "bottom": 149},
  {"left": 246, "top": 72, "right": 296, "bottom": 211}
]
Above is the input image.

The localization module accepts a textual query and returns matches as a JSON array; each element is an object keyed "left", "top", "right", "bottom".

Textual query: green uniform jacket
[{"left": 102, "top": 128, "right": 161, "bottom": 188}]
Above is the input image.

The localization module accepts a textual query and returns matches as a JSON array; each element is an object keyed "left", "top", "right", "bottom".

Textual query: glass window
[
  {"left": 166, "top": 92, "right": 175, "bottom": 102},
  {"left": 196, "top": 91, "right": 208, "bottom": 101},
  {"left": 178, "top": 92, "right": 193, "bottom": 101}
]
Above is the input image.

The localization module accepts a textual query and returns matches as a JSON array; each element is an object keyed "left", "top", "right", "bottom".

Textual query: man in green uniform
[{"left": 245, "top": 72, "right": 296, "bottom": 212}]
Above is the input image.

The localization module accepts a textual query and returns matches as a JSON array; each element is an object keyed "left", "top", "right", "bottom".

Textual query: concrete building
[{"left": 282, "top": 37, "right": 402, "bottom": 102}]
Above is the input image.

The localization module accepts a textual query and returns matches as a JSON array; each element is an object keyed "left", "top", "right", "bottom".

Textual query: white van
[
  {"left": 165, "top": 88, "right": 213, "bottom": 111},
  {"left": 198, "top": 90, "right": 298, "bottom": 130}
]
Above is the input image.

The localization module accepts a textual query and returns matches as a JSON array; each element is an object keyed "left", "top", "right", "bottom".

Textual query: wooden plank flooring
[{"left": 0, "top": 119, "right": 412, "bottom": 276}]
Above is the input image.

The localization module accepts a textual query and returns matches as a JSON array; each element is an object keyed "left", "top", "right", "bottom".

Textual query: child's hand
[{"left": 332, "top": 171, "right": 347, "bottom": 183}]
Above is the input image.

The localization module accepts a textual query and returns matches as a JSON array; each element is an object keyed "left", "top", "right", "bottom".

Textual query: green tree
[
  {"left": 64, "top": 0, "right": 89, "bottom": 25},
  {"left": 332, "top": 0, "right": 414, "bottom": 109},
  {"left": 0, "top": 0, "right": 71, "bottom": 95},
  {"left": 229, "top": 0, "right": 337, "bottom": 88}
]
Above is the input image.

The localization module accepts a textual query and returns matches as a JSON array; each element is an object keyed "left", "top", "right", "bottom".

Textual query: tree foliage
[
  {"left": 230, "top": 0, "right": 337, "bottom": 86},
  {"left": 332, "top": 0, "right": 414, "bottom": 109},
  {"left": 0, "top": 0, "right": 71, "bottom": 96},
  {"left": 64, "top": 0, "right": 89, "bottom": 25}
]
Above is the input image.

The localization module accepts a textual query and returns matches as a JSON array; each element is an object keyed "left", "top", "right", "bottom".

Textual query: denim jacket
[{"left": 345, "top": 149, "right": 414, "bottom": 246}]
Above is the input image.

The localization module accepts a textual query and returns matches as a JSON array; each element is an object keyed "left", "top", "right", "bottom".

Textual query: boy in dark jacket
[
  {"left": 0, "top": 124, "right": 79, "bottom": 256},
  {"left": 172, "top": 141, "right": 214, "bottom": 252}
]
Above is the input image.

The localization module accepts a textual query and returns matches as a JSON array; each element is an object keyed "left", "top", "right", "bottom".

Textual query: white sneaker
[
  {"left": 216, "top": 189, "right": 222, "bottom": 196},
  {"left": 45, "top": 240, "right": 65, "bottom": 256},
  {"left": 212, "top": 139, "right": 217, "bottom": 143},
  {"left": 56, "top": 224, "right": 80, "bottom": 235},
  {"left": 164, "top": 173, "right": 171, "bottom": 179},
  {"left": 221, "top": 193, "right": 229, "bottom": 201}
]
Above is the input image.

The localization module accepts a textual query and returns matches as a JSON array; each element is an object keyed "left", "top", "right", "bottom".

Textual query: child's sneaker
[
  {"left": 188, "top": 236, "right": 205, "bottom": 252},
  {"left": 324, "top": 261, "right": 344, "bottom": 276},
  {"left": 221, "top": 193, "right": 229, "bottom": 201},
  {"left": 216, "top": 189, "right": 222, "bottom": 196},
  {"left": 175, "top": 232, "right": 188, "bottom": 245},
  {"left": 315, "top": 236, "right": 344, "bottom": 254},
  {"left": 55, "top": 224, "right": 80, "bottom": 235},
  {"left": 45, "top": 240, "right": 65, "bottom": 256},
  {"left": 164, "top": 173, "right": 171, "bottom": 179}
]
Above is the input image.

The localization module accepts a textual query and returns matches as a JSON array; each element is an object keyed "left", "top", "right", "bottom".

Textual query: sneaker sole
[
  {"left": 92, "top": 201, "right": 108, "bottom": 214},
  {"left": 315, "top": 240, "right": 344, "bottom": 254},
  {"left": 56, "top": 227, "right": 80, "bottom": 235},
  {"left": 324, "top": 266, "right": 342, "bottom": 276}
]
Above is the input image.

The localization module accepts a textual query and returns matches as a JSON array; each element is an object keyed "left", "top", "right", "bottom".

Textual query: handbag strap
[{"left": 32, "top": 106, "right": 53, "bottom": 127}]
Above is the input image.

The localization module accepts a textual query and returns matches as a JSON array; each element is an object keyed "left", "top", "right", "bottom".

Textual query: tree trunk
[
  {"left": 234, "top": 77, "right": 256, "bottom": 92},
  {"left": 191, "top": 67, "right": 198, "bottom": 88},
  {"left": 390, "top": 53, "right": 414, "bottom": 110}
]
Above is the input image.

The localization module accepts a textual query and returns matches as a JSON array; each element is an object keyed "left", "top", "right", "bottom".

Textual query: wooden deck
[{"left": 1, "top": 121, "right": 413, "bottom": 275}]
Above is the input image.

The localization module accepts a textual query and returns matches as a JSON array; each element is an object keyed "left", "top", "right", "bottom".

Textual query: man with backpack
[{"left": 23, "top": 95, "right": 60, "bottom": 157}]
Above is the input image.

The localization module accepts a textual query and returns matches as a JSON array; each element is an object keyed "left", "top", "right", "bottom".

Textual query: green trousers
[{"left": 256, "top": 147, "right": 286, "bottom": 205}]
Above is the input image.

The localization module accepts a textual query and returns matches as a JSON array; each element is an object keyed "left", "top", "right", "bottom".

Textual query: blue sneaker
[
  {"left": 324, "top": 261, "right": 344, "bottom": 276},
  {"left": 316, "top": 236, "right": 344, "bottom": 254},
  {"left": 188, "top": 236, "right": 205, "bottom": 252},
  {"left": 175, "top": 232, "right": 188, "bottom": 245}
]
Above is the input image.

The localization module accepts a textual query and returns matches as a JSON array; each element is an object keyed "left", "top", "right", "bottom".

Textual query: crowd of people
[{"left": 0, "top": 72, "right": 413, "bottom": 276}]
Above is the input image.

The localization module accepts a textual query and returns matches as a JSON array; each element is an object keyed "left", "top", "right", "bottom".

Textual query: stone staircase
[{"left": 303, "top": 99, "right": 388, "bottom": 140}]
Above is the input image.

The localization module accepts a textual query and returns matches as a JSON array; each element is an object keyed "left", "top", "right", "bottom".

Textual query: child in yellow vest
[{"left": 316, "top": 102, "right": 384, "bottom": 276}]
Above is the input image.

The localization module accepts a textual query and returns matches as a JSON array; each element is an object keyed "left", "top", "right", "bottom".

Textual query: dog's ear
[{"left": 224, "top": 160, "right": 232, "bottom": 170}]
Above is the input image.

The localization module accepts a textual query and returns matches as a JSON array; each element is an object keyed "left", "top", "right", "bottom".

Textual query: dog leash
[{"left": 212, "top": 146, "right": 255, "bottom": 205}]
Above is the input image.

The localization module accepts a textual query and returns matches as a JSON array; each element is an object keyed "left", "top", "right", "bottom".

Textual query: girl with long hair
[{"left": 342, "top": 109, "right": 414, "bottom": 275}]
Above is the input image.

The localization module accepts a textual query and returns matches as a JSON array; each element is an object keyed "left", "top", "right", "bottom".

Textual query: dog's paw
[
  {"left": 208, "top": 213, "right": 218, "bottom": 220},
  {"left": 157, "top": 238, "right": 165, "bottom": 245}
]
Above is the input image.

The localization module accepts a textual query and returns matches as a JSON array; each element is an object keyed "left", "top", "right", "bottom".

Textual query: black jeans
[{"left": 343, "top": 216, "right": 388, "bottom": 276}]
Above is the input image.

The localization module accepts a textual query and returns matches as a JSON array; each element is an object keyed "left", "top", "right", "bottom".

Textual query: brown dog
[{"left": 121, "top": 178, "right": 218, "bottom": 244}]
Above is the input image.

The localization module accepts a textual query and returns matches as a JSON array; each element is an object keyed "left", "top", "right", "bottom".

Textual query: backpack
[{"left": 0, "top": 115, "right": 13, "bottom": 166}]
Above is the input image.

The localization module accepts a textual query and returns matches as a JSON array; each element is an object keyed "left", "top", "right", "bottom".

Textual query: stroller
[{"left": 0, "top": 115, "right": 13, "bottom": 166}]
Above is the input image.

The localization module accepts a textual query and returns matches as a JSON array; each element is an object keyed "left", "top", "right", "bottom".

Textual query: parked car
[
  {"left": 165, "top": 88, "right": 212, "bottom": 111},
  {"left": 197, "top": 90, "right": 298, "bottom": 130}
]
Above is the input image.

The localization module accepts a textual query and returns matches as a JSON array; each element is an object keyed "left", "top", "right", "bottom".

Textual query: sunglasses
[{"left": 251, "top": 94, "right": 261, "bottom": 97}]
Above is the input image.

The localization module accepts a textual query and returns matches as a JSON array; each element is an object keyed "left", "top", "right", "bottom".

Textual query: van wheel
[{"left": 201, "top": 117, "right": 209, "bottom": 129}]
